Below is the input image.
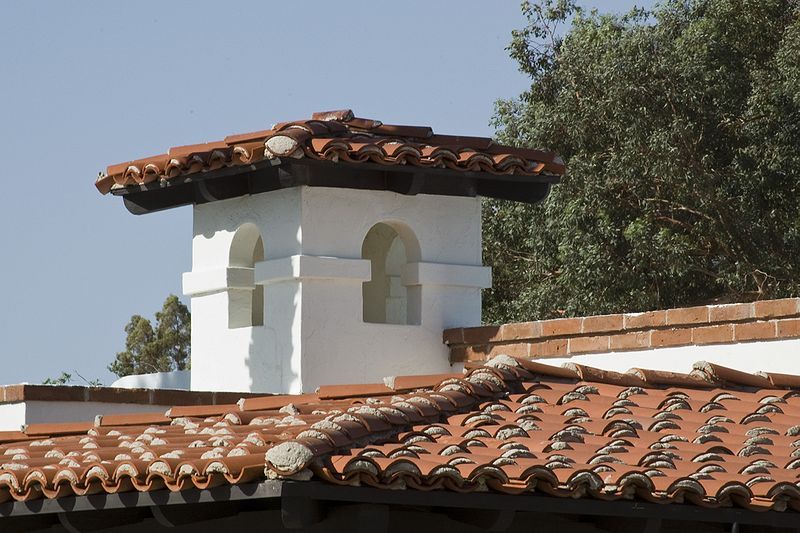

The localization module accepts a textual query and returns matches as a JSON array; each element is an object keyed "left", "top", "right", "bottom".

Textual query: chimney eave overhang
[{"left": 111, "top": 158, "right": 559, "bottom": 216}]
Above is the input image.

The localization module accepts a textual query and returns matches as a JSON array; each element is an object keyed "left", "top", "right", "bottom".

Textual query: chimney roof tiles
[{"left": 95, "top": 109, "right": 564, "bottom": 195}]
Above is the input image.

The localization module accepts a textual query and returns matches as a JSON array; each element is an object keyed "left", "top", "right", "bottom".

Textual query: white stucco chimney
[
  {"left": 182, "top": 185, "right": 491, "bottom": 394},
  {"left": 98, "top": 110, "right": 561, "bottom": 395}
]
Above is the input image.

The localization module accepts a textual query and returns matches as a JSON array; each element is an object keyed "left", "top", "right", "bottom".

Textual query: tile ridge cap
[{"left": 265, "top": 359, "right": 523, "bottom": 477}]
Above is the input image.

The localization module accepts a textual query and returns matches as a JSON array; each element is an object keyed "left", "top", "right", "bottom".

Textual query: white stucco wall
[
  {"left": 184, "top": 186, "right": 491, "bottom": 394},
  {"left": 0, "top": 403, "right": 26, "bottom": 432},
  {"left": 529, "top": 338, "right": 800, "bottom": 375},
  {"left": 0, "top": 401, "right": 170, "bottom": 432},
  {"left": 110, "top": 370, "right": 190, "bottom": 390}
]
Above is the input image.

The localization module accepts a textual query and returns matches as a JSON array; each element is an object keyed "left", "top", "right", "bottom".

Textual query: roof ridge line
[{"left": 264, "top": 360, "right": 527, "bottom": 477}]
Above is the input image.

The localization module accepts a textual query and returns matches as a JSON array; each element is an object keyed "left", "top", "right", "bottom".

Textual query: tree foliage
[
  {"left": 43, "top": 371, "right": 102, "bottom": 387},
  {"left": 484, "top": 0, "right": 800, "bottom": 323},
  {"left": 108, "top": 295, "right": 191, "bottom": 377}
]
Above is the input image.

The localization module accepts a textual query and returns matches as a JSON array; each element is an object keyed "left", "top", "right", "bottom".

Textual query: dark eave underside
[
  {"left": 113, "top": 158, "right": 556, "bottom": 215},
  {"left": 2, "top": 480, "right": 798, "bottom": 533}
]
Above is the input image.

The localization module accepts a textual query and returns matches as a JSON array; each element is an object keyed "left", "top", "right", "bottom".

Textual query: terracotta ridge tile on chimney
[{"left": 97, "top": 108, "right": 563, "bottom": 194}]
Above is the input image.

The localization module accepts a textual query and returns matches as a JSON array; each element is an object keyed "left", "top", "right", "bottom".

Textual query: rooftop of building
[{"left": 5, "top": 356, "right": 800, "bottom": 515}]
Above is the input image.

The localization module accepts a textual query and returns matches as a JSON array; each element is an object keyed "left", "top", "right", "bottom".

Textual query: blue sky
[{"left": 0, "top": 1, "right": 653, "bottom": 385}]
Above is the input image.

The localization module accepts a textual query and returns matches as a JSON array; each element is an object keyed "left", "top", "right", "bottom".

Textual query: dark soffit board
[{"left": 112, "top": 159, "right": 556, "bottom": 215}]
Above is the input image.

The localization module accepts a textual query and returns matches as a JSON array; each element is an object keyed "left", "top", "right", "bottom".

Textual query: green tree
[
  {"left": 484, "top": 0, "right": 800, "bottom": 323},
  {"left": 109, "top": 295, "right": 191, "bottom": 377},
  {"left": 155, "top": 295, "right": 191, "bottom": 372},
  {"left": 43, "top": 371, "right": 102, "bottom": 387}
]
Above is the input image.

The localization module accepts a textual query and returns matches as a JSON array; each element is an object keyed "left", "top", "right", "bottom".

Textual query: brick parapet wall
[
  {"left": 0, "top": 384, "right": 261, "bottom": 406},
  {"left": 445, "top": 298, "right": 800, "bottom": 363}
]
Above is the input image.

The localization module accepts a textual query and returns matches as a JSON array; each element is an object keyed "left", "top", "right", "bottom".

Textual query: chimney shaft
[{"left": 183, "top": 185, "right": 490, "bottom": 393}]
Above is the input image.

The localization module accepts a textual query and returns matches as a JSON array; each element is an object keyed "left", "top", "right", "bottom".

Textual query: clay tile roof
[
  {"left": 6, "top": 357, "right": 800, "bottom": 513},
  {"left": 95, "top": 109, "right": 564, "bottom": 195},
  {"left": 627, "top": 368, "right": 713, "bottom": 388}
]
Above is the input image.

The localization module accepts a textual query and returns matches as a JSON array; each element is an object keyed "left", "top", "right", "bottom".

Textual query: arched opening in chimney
[
  {"left": 229, "top": 223, "right": 264, "bottom": 328},
  {"left": 362, "top": 222, "right": 420, "bottom": 325}
]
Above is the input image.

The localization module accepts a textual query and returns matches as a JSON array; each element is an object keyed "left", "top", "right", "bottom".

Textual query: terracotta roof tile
[
  {"left": 316, "top": 383, "right": 394, "bottom": 400},
  {"left": 96, "top": 109, "right": 564, "bottom": 194},
  {"left": 21, "top": 421, "right": 94, "bottom": 436},
  {"left": 165, "top": 403, "right": 241, "bottom": 418},
  {"left": 692, "top": 361, "right": 774, "bottom": 388},
  {"left": 0, "top": 431, "right": 31, "bottom": 444},
  {"left": 237, "top": 394, "right": 319, "bottom": 412},
  {"left": 627, "top": 368, "right": 713, "bottom": 388},
  {"left": 6, "top": 358, "right": 800, "bottom": 512},
  {"left": 388, "top": 373, "right": 464, "bottom": 392},
  {"left": 94, "top": 412, "right": 170, "bottom": 427},
  {"left": 760, "top": 371, "right": 800, "bottom": 388}
]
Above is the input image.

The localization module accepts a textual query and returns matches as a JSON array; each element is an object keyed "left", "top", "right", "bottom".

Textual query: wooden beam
[
  {"left": 0, "top": 513, "right": 58, "bottom": 533},
  {"left": 643, "top": 517, "right": 662, "bottom": 533},
  {"left": 1, "top": 479, "right": 796, "bottom": 532},
  {"left": 355, "top": 504, "right": 389, "bottom": 533},
  {"left": 195, "top": 179, "right": 220, "bottom": 203},
  {"left": 281, "top": 496, "right": 324, "bottom": 529},
  {"left": 57, "top": 508, "right": 146, "bottom": 532},
  {"left": 58, "top": 512, "right": 81, "bottom": 533},
  {"left": 114, "top": 157, "right": 556, "bottom": 215},
  {"left": 447, "top": 508, "right": 516, "bottom": 531},
  {"left": 150, "top": 501, "right": 242, "bottom": 528},
  {"left": 594, "top": 516, "right": 662, "bottom": 533},
  {"left": 0, "top": 480, "right": 282, "bottom": 518},
  {"left": 286, "top": 481, "right": 800, "bottom": 529}
]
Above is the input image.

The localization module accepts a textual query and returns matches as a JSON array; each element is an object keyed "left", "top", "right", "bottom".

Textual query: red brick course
[
  {"left": 709, "top": 303, "right": 753, "bottom": 322},
  {"left": 623, "top": 310, "right": 666, "bottom": 330},
  {"left": 581, "top": 314, "right": 624, "bottom": 334},
  {"left": 754, "top": 298, "right": 800, "bottom": 319},
  {"left": 650, "top": 327, "right": 693, "bottom": 348},
  {"left": 540, "top": 317, "right": 582, "bottom": 337},
  {"left": 609, "top": 331, "right": 650, "bottom": 351},
  {"left": 777, "top": 318, "right": 800, "bottom": 338},
  {"left": 446, "top": 298, "right": 800, "bottom": 362},
  {"left": 530, "top": 339, "right": 568, "bottom": 358},
  {"left": 666, "top": 305, "right": 709, "bottom": 326},
  {"left": 500, "top": 322, "right": 542, "bottom": 340},
  {"left": 462, "top": 325, "right": 502, "bottom": 345},
  {"left": 568, "top": 335, "right": 610, "bottom": 354},
  {"left": 0, "top": 384, "right": 260, "bottom": 406},
  {"left": 692, "top": 324, "right": 735, "bottom": 345},
  {"left": 734, "top": 321, "right": 776, "bottom": 342}
]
